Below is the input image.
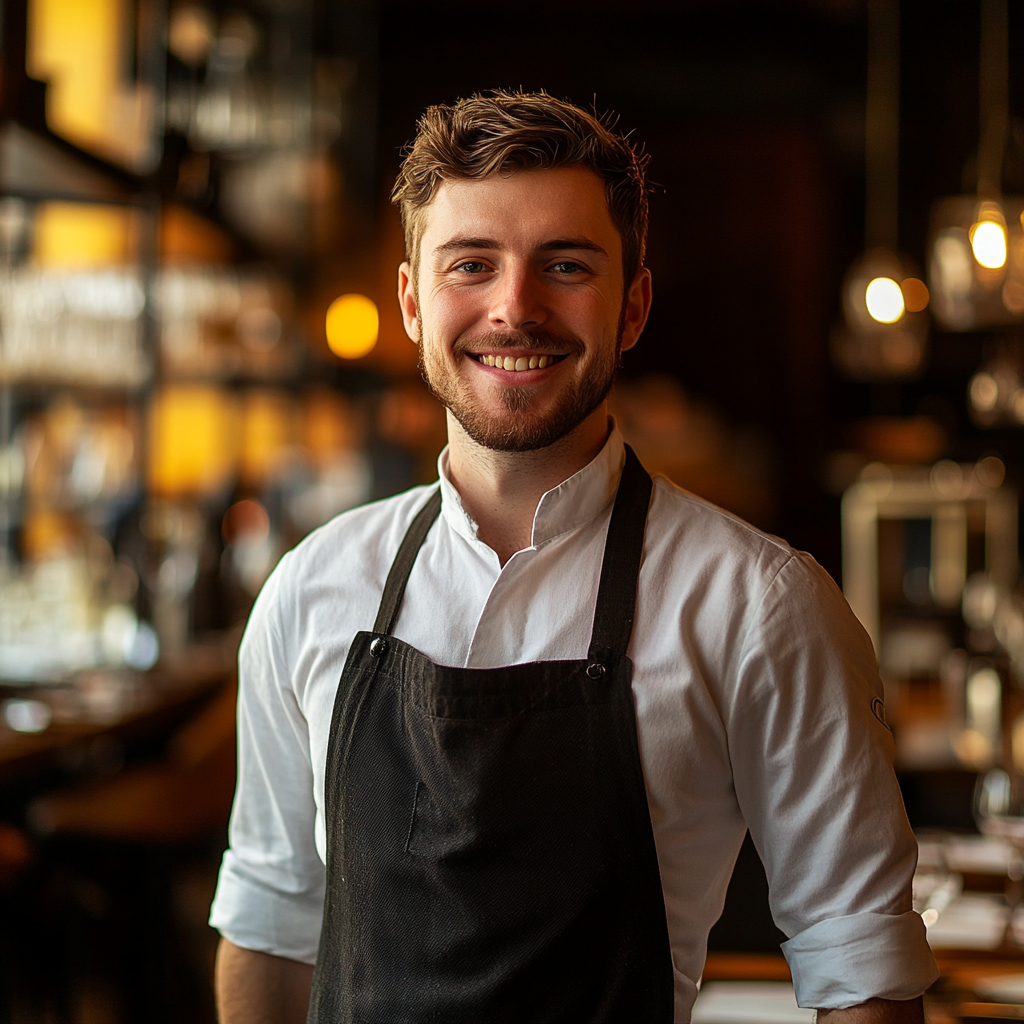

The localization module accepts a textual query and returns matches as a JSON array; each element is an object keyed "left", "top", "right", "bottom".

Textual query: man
[{"left": 211, "top": 91, "right": 937, "bottom": 1023}]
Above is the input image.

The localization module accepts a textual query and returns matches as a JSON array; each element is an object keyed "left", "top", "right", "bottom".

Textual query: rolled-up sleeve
[
  {"left": 209, "top": 553, "right": 326, "bottom": 963},
  {"left": 729, "top": 554, "right": 938, "bottom": 1009}
]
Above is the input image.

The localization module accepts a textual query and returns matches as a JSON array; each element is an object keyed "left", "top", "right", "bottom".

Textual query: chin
[{"left": 456, "top": 399, "right": 603, "bottom": 453}]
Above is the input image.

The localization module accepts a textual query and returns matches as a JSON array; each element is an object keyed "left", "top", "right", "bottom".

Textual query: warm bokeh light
[
  {"left": 900, "top": 277, "right": 930, "bottom": 313},
  {"left": 28, "top": 0, "right": 120, "bottom": 145},
  {"left": 222, "top": 499, "right": 271, "bottom": 545},
  {"left": 865, "top": 276, "right": 905, "bottom": 323},
  {"left": 27, "top": 0, "right": 151, "bottom": 168},
  {"left": 167, "top": 5, "right": 214, "bottom": 65},
  {"left": 33, "top": 203, "right": 135, "bottom": 267},
  {"left": 970, "top": 372, "right": 999, "bottom": 413},
  {"left": 976, "top": 455, "right": 1006, "bottom": 488},
  {"left": 148, "top": 386, "right": 239, "bottom": 496},
  {"left": 970, "top": 220, "right": 1008, "bottom": 270},
  {"left": 240, "top": 390, "right": 295, "bottom": 487},
  {"left": 159, "top": 205, "right": 234, "bottom": 264},
  {"left": 304, "top": 389, "right": 357, "bottom": 466},
  {"left": 326, "top": 294, "right": 378, "bottom": 359}
]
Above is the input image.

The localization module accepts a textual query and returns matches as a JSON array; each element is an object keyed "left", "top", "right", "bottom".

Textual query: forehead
[{"left": 417, "top": 166, "right": 621, "bottom": 258}]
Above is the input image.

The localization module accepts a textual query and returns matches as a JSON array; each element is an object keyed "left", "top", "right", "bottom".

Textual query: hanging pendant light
[
  {"left": 928, "top": 0, "right": 1023, "bottom": 331},
  {"left": 833, "top": 0, "right": 930, "bottom": 380}
]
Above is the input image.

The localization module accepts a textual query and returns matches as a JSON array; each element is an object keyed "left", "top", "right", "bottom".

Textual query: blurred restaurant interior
[{"left": 1, "top": 0, "right": 1024, "bottom": 1020}]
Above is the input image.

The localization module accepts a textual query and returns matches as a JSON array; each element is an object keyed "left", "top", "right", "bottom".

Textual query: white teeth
[{"left": 479, "top": 353, "right": 558, "bottom": 370}]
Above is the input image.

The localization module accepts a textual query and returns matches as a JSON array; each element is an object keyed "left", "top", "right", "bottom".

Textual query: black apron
[{"left": 308, "top": 446, "right": 674, "bottom": 1023}]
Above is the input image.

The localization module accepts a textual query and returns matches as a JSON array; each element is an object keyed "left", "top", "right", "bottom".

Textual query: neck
[{"left": 445, "top": 405, "right": 611, "bottom": 566}]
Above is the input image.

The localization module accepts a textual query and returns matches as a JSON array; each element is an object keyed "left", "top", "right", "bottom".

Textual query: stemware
[{"left": 974, "top": 769, "right": 1024, "bottom": 946}]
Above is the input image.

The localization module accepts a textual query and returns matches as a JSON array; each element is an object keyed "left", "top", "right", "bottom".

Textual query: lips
[{"left": 471, "top": 353, "right": 565, "bottom": 371}]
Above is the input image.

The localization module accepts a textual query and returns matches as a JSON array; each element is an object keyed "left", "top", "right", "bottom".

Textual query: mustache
[{"left": 453, "top": 329, "right": 586, "bottom": 357}]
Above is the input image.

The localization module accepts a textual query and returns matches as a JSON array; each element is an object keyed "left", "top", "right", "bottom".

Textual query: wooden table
[
  {"left": 703, "top": 950, "right": 1024, "bottom": 1022},
  {"left": 0, "top": 636, "right": 237, "bottom": 790}
]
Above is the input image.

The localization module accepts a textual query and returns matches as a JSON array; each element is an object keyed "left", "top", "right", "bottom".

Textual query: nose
[{"left": 488, "top": 264, "right": 546, "bottom": 332}]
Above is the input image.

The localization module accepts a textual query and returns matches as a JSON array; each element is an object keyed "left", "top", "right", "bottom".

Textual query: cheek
[
  {"left": 424, "top": 287, "right": 485, "bottom": 338},
  {"left": 560, "top": 288, "right": 618, "bottom": 328}
]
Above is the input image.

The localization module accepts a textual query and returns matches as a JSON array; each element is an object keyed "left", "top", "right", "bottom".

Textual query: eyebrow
[
  {"left": 538, "top": 238, "right": 609, "bottom": 257},
  {"left": 430, "top": 236, "right": 610, "bottom": 259},
  {"left": 431, "top": 237, "right": 499, "bottom": 257}
]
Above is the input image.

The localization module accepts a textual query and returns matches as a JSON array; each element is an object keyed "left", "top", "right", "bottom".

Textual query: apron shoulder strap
[
  {"left": 586, "top": 444, "right": 653, "bottom": 673},
  {"left": 373, "top": 487, "right": 443, "bottom": 636}
]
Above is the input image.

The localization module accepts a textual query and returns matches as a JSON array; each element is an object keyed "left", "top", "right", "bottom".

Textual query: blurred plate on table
[
  {"left": 691, "top": 981, "right": 815, "bottom": 1023},
  {"left": 975, "top": 975, "right": 1024, "bottom": 1002},
  {"left": 945, "top": 836, "right": 1018, "bottom": 875},
  {"left": 925, "top": 894, "right": 1009, "bottom": 950},
  {"left": 958, "top": 1002, "right": 1024, "bottom": 1022}
]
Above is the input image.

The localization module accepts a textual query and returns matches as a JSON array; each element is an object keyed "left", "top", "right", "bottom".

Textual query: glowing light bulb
[
  {"left": 970, "top": 220, "right": 1007, "bottom": 270},
  {"left": 970, "top": 372, "right": 999, "bottom": 412},
  {"left": 900, "top": 277, "right": 930, "bottom": 313},
  {"left": 326, "top": 294, "right": 378, "bottom": 359},
  {"left": 865, "top": 277, "right": 905, "bottom": 323}
]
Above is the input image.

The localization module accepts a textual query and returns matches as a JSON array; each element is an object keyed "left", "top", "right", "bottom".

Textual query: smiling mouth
[{"left": 470, "top": 353, "right": 567, "bottom": 371}]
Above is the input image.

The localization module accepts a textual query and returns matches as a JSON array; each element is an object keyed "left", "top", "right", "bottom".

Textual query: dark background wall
[{"left": 355, "top": 0, "right": 1024, "bottom": 582}]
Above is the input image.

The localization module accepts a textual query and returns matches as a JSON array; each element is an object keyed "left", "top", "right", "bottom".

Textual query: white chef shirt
[{"left": 210, "top": 423, "right": 937, "bottom": 1022}]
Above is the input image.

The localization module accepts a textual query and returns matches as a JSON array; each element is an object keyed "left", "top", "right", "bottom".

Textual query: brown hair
[{"left": 392, "top": 90, "right": 650, "bottom": 287}]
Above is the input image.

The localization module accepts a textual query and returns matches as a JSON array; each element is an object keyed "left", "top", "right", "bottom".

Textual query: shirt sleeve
[
  {"left": 728, "top": 553, "right": 938, "bottom": 1009},
  {"left": 209, "top": 552, "right": 326, "bottom": 963}
]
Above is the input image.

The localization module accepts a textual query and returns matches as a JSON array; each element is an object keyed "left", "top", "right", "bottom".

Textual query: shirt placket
[{"left": 462, "top": 546, "right": 540, "bottom": 669}]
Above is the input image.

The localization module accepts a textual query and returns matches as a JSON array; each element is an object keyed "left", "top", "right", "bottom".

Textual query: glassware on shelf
[
  {"left": 21, "top": 400, "right": 140, "bottom": 514},
  {"left": 0, "top": 551, "right": 157, "bottom": 684},
  {"left": 138, "top": 501, "right": 205, "bottom": 657},
  {"left": 152, "top": 265, "right": 296, "bottom": 380},
  {"left": 0, "top": 267, "right": 149, "bottom": 386}
]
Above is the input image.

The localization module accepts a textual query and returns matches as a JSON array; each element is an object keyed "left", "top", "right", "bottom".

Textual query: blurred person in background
[{"left": 210, "top": 91, "right": 936, "bottom": 1023}]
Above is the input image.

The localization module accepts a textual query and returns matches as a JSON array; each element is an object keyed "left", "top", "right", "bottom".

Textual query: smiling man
[{"left": 210, "top": 91, "right": 937, "bottom": 1023}]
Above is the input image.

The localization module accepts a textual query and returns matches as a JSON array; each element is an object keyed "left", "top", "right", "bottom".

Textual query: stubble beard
[{"left": 418, "top": 322, "right": 623, "bottom": 453}]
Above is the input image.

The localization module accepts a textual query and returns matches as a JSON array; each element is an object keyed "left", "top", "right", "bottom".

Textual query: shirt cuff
[
  {"left": 209, "top": 851, "right": 324, "bottom": 965},
  {"left": 781, "top": 911, "right": 939, "bottom": 1009}
]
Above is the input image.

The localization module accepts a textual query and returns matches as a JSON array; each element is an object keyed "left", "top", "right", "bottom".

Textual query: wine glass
[
  {"left": 975, "top": 769, "right": 1024, "bottom": 848},
  {"left": 974, "top": 769, "right": 1024, "bottom": 947}
]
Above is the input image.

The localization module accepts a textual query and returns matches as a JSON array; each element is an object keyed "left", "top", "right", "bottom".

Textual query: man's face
[{"left": 398, "top": 167, "right": 650, "bottom": 452}]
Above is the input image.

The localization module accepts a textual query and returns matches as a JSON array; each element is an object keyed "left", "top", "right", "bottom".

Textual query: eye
[
  {"left": 454, "top": 260, "right": 488, "bottom": 274},
  {"left": 549, "top": 261, "right": 586, "bottom": 275}
]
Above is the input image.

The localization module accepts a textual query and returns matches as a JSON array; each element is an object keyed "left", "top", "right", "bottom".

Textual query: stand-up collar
[{"left": 436, "top": 420, "right": 627, "bottom": 551}]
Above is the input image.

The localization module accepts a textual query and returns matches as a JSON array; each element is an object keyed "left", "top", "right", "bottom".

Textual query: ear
[
  {"left": 619, "top": 267, "right": 652, "bottom": 353},
  {"left": 398, "top": 262, "right": 420, "bottom": 343}
]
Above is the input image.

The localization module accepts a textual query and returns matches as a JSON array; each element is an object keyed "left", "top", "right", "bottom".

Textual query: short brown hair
[{"left": 392, "top": 90, "right": 650, "bottom": 287}]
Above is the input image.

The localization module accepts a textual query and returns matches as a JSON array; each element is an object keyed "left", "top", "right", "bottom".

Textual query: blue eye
[
  {"left": 550, "top": 261, "right": 584, "bottom": 274},
  {"left": 456, "top": 261, "right": 487, "bottom": 274}
]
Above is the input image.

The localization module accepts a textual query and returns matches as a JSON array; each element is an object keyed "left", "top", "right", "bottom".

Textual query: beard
[{"left": 418, "top": 324, "right": 622, "bottom": 453}]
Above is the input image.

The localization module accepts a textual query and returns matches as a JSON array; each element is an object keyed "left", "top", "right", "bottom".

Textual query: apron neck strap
[
  {"left": 586, "top": 444, "right": 653, "bottom": 673},
  {"left": 371, "top": 444, "right": 654, "bottom": 654},
  {"left": 373, "top": 487, "right": 443, "bottom": 636}
]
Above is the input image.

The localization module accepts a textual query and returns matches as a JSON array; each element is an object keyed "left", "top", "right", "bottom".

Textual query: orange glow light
[
  {"left": 326, "top": 294, "right": 378, "bottom": 359},
  {"left": 900, "top": 278, "right": 929, "bottom": 313}
]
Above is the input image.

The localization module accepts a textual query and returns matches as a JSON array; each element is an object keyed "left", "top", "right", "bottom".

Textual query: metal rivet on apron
[
  {"left": 586, "top": 662, "right": 606, "bottom": 680},
  {"left": 369, "top": 636, "right": 389, "bottom": 658}
]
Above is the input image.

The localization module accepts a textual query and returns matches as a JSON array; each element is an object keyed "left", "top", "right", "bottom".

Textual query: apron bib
[{"left": 308, "top": 446, "right": 674, "bottom": 1023}]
